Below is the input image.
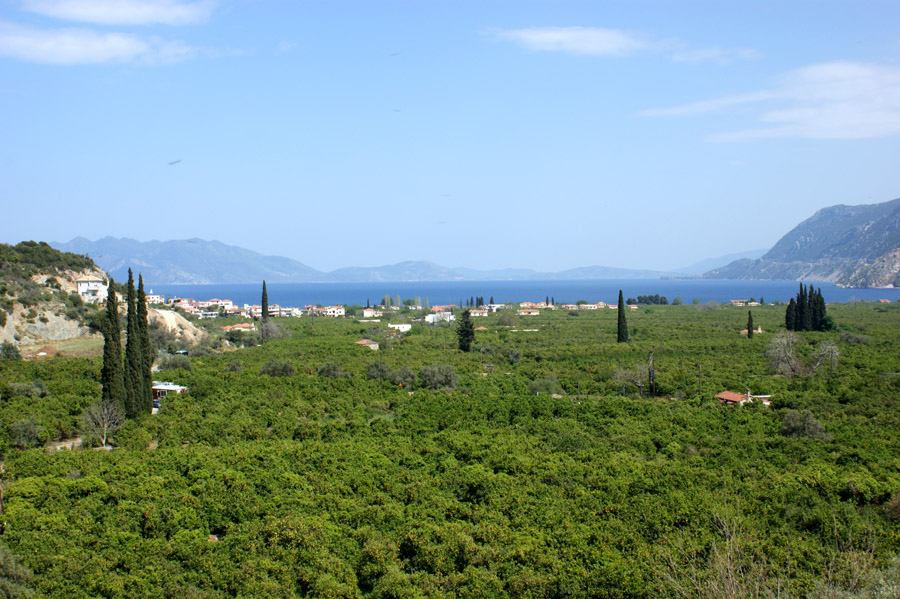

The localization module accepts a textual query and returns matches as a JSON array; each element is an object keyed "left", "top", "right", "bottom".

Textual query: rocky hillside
[
  {"left": 0, "top": 241, "right": 106, "bottom": 347},
  {"left": 704, "top": 197, "right": 900, "bottom": 287}
]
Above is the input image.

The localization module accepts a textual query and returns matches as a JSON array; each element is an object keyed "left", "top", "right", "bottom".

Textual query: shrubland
[{"left": 0, "top": 302, "right": 897, "bottom": 597}]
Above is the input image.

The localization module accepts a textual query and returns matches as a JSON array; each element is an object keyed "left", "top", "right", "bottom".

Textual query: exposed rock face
[
  {"left": 148, "top": 308, "right": 206, "bottom": 344},
  {"left": 0, "top": 302, "right": 99, "bottom": 346},
  {"left": 704, "top": 198, "right": 900, "bottom": 287}
]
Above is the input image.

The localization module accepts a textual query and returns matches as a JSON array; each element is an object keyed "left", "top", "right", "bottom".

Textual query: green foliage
[
  {"left": 617, "top": 289, "right": 628, "bottom": 342},
  {"left": 260, "top": 360, "right": 294, "bottom": 377},
  {"left": 157, "top": 354, "right": 192, "bottom": 372},
  {"left": 100, "top": 279, "right": 126, "bottom": 409},
  {"left": 781, "top": 409, "right": 829, "bottom": 439},
  {"left": 418, "top": 364, "right": 457, "bottom": 390},
  {"left": 6, "top": 380, "right": 48, "bottom": 398},
  {"left": 1, "top": 342, "right": 22, "bottom": 361},
  {"left": 0, "top": 302, "right": 897, "bottom": 597},
  {"left": 0, "top": 541, "right": 33, "bottom": 598},
  {"left": 318, "top": 362, "right": 350, "bottom": 379},
  {"left": 456, "top": 309, "right": 474, "bottom": 352},
  {"left": 225, "top": 360, "right": 243, "bottom": 373}
]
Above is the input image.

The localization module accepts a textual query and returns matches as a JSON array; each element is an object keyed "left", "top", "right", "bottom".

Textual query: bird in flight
[{"left": 168, "top": 159, "right": 182, "bottom": 165}]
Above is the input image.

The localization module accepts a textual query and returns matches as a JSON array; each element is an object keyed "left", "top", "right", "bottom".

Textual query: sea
[{"left": 147, "top": 280, "right": 900, "bottom": 308}]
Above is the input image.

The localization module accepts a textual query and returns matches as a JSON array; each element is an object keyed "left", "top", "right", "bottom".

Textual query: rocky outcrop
[{"left": 704, "top": 198, "right": 900, "bottom": 287}]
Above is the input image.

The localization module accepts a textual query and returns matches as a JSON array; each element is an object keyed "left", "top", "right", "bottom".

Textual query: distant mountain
[
  {"left": 53, "top": 237, "right": 323, "bottom": 285},
  {"left": 703, "top": 197, "right": 900, "bottom": 287},
  {"left": 676, "top": 249, "right": 767, "bottom": 276},
  {"left": 52, "top": 237, "right": 680, "bottom": 285},
  {"left": 326, "top": 261, "right": 464, "bottom": 282}
]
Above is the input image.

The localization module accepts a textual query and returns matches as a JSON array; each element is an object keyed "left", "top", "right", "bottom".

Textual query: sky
[{"left": 2, "top": 0, "right": 899, "bottom": 273}]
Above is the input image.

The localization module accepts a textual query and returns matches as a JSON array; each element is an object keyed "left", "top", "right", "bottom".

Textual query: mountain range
[
  {"left": 53, "top": 197, "right": 900, "bottom": 287},
  {"left": 52, "top": 237, "right": 686, "bottom": 285},
  {"left": 703, "top": 197, "right": 900, "bottom": 287}
]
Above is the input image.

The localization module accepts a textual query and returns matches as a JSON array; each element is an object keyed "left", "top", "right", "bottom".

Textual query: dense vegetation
[{"left": 0, "top": 301, "right": 899, "bottom": 597}]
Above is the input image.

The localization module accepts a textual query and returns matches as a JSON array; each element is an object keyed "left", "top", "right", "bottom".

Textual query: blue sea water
[{"left": 147, "top": 280, "right": 900, "bottom": 308}]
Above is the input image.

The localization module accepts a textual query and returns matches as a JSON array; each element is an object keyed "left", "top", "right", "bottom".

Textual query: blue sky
[{"left": 2, "top": 0, "right": 899, "bottom": 272}]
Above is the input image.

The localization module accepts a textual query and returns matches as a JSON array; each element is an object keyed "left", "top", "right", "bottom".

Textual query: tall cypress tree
[
  {"left": 747, "top": 310, "right": 754, "bottom": 339},
  {"left": 457, "top": 309, "right": 475, "bottom": 352},
  {"left": 137, "top": 275, "right": 153, "bottom": 414},
  {"left": 617, "top": 290, "right": 628, "bottom": 343},
  {"left": 100, "top": 278, "right": 125, "bottom": 408},
  {"left": 261, "top": 280, "right": 269, "bottom": 321},
  {"left": 785, "top": 298, "right": 797, "bottom": 331},
  {"left": 123, "top": 269, "right": 142, "bottom": 418},
  {"left": 796, "top": 284, "right": 806, "bottom": 332}
]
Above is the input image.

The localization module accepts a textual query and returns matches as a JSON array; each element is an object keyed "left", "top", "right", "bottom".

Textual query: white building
[
  {"left": 76, "top": 279, "right": 108, "bottom": 304},
  {"left": 388, "top": 323, "right": 412, "bottom": 333},
  {"left": 425, "top": 312, "right": 455, "bottom": 324}
]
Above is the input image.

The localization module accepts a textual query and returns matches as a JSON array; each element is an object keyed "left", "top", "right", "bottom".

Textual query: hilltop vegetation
[
  {"left": 0, "top": 241, "right": 105, "bottom": 347},
  {"left": 0, "top": 302, "right": 898, "bottom": 597}
]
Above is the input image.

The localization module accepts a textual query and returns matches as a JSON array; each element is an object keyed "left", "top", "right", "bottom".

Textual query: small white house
[
  {"left": 388, "top": 323, "right": 412, "bottom": 333},
  {"left": 76, "top": 279, "right": 108, "bottom": 304},
  {"left": 152, "top": 381, "right": 188, "bottom": 400},
  {"left": 425, "top": 312, "right": 455, "bottom": 324}
]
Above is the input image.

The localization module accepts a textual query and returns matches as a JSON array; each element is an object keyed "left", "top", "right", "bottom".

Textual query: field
[{"left": 0, "top": 302, "right": 899, "bottom": 598}]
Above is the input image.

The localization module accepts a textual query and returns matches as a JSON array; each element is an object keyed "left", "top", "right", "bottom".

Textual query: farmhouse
[
  {"left": 76, "top": 278, "right": 108, "bottom": 304},
  {"left": 152, "top": 381, "right": 188, "bottom": 401},
  {"left": 355, "top": 339, "right": 379, "bottom": 350}
]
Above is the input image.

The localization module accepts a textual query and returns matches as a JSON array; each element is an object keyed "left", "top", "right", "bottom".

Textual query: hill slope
[{"left": 703, "top": 198, "right": 900, "bottom": 287}]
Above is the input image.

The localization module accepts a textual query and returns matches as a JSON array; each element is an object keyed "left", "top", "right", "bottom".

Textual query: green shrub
[
  {"left": 158, "top": 354, "right": 192, "bottom": 372},
  {"left": 419, "top": 364, "right": 457, "bottom": 390},
  {"left": 0, "top": 341, "right": 21, "bottom": 360},
  {"left": 318, "top": 362, "right": 350, "bottom": 379},
  {"left": 260, "top": 360, "right": 294, "bottom": 377}
]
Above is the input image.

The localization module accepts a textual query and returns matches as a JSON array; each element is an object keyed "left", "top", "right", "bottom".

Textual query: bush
[
  {"left": 781, "top": 410, "right": 829, "bottom": 440},
  {"left": 419, "top": 365, "right": 457, "bottom": 390},
  {"left": 0, "top": 309, "right": 6, "bottom": 327},
  {"left": 6, "top": 380, "right": 49, "bottom": 398},
  {"left": 318, "top": 362, "right": 350, "bottom": 379},
  {"left": 366, "top": 360, "right": 394, "bottom": 380},
  {"left": 529, "top": 375, "right": 564, "bottom": 395},
  {"left": 225, "top": 360, "right": 243, "bottom": 373},
  {"left": 9, "top": 416, "right": 44, "bottom": 449},
  {"left": 260, "top": 361, "right": 295, "bottom": 377},
  {"left": 0, "top": 341, "right": 21, "bottom": 360},
  {"left": 391, "top": 365, "right": 416, "bottom": 388},
  {"left": 157, "top": 354, "right": 192, "bottom": 372},
  {"left": 840, "top": 332, "right": 870, "bottom": 344}
]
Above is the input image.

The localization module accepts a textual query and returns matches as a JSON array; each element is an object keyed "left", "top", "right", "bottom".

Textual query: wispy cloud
[
  {"left": 496, "top": 26, "right": 646, "bottom": 57},
  {"left": 493, "top": 26, "right": 759, "bottom": 64},
  {"left": 0, "top": 19, "right": 197, "bottom": 64},
  {"left": 644, "top": 61, "right": 900, "bottom": 141},
  {"left": 20, "top": 0, "right": 215, "bottom": 26}
]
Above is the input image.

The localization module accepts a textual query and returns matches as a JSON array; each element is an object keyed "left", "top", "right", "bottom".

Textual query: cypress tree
[
  {"left": 785, "top": 298, "right": 797, "bottom": 331},
  {"left": 796, "top": 284, "right": 806, "bottom": 331},
  {"left": 261, "top": 280, "right": 269, "bottom": 321},
  {"left": 747, "top": 310, "right": 754, "bottom": 339},
  {"left": 457, "top": 309, "right": 475, "bottom": 352},
  {"left": 617, "top": 290, "right": 628, "bottom": 343},
  {"left": 100, "top": 278, "right": 126, "bottom": 409},
  {"left": 124, "top": 269, "right": 142, "bottom": 418},
  {"left": 137, "top": 275, "right": 153, "bottom": 414},
  {"left": 489, "top": 296, "right": 494, "bottom": 305}
]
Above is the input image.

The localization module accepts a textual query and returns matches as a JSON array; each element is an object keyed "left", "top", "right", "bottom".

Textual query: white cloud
[
  {"left": 494, "top": 26, "right": 758, "bottom": 64},
  {"left": 496, "top": 26, "right": 647, "bottom": 56},
  {"left": 21, "top": 0, "right": 215, "bottom": 26},
  {"left": 0, "top": 19, "right": 197, "bottom": 64},
  {"left": 644, "top": 61, "right": 900, "bottom": 141}
]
